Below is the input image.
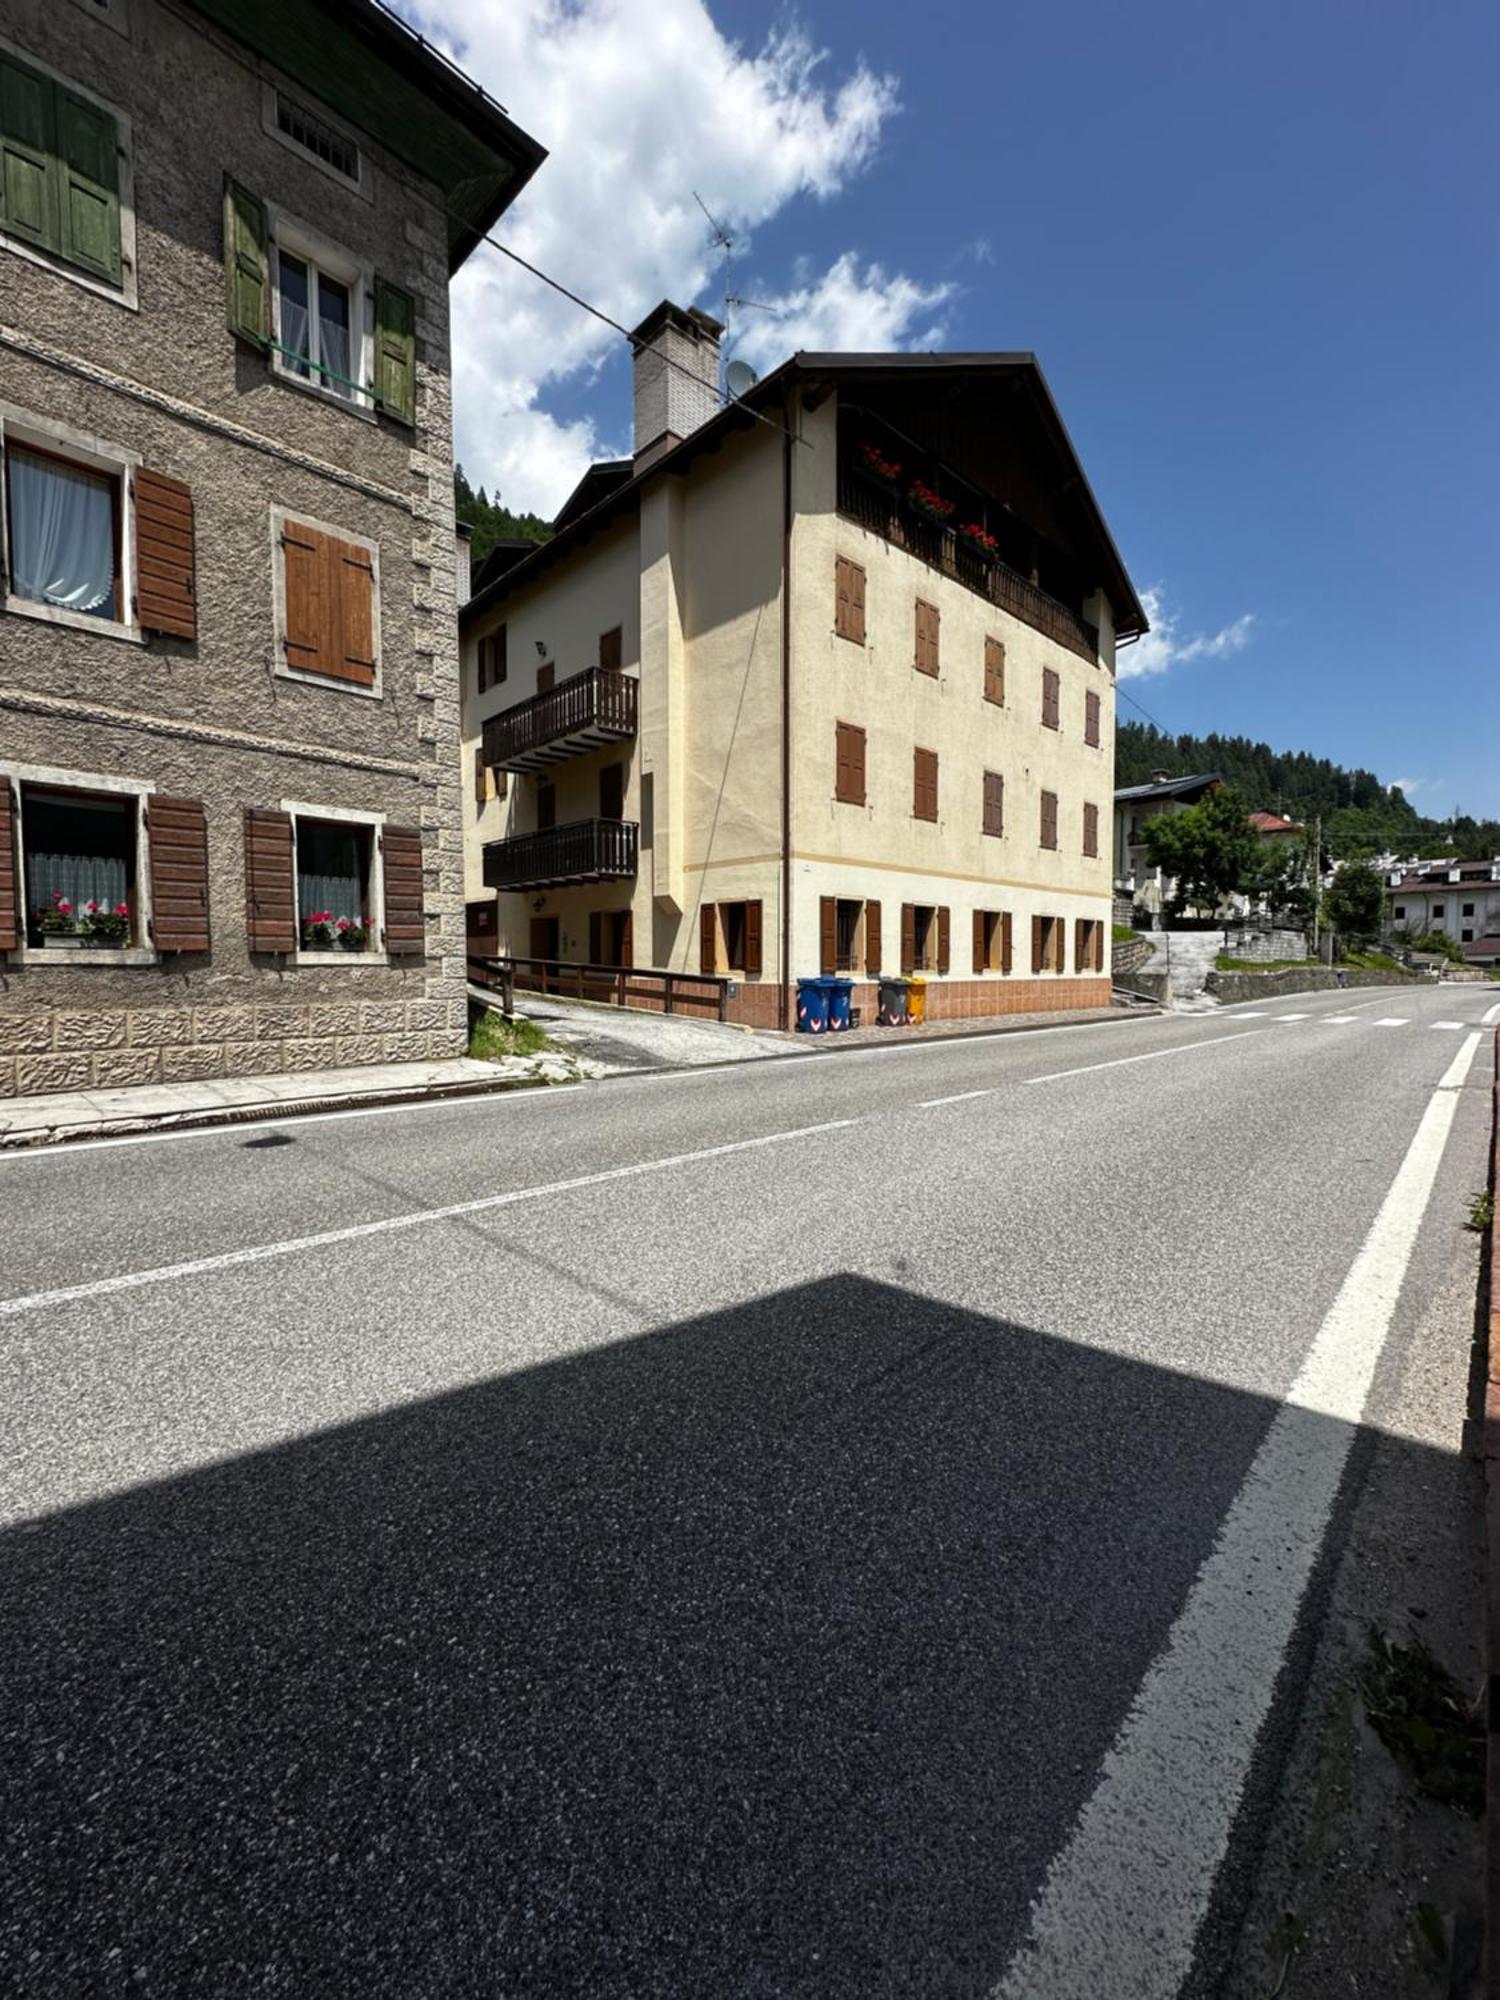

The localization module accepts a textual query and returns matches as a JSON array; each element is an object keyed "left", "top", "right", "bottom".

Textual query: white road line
[
  {"left": 918, "top": 1089, "right": 995, "bottom": 1108},
  {"left": 1273, "top": 1013, "right": 1308, "bottom": 1021},
  {"left": 1431, "top": 1021, "right": 1466, "bottom": 1031},
  {"left": 1373, "top": 1018, "right": 1409, "bottom": 1027},
  {"left": 991, "top": 1029, "right": 1481, "bottom": 2000},
  {"left": 1484, "top": 1001, "right": 1500, "bottom": 1026},
  {"left": 0, "top": 1118, "right": 860, "bottom": 1320},
  {"left": 1320, "top": 1014, "right": 1359, "bottom": 1024},
  {"left": 1025, "top": 1032, "right": 1261, "bottom": 1085}
]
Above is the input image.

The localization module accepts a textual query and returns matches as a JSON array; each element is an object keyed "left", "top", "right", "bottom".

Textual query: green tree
[
  {"left": 1143, "top": 784, "right": 1259, "bottom": 920},
  {"left": 454, "top": 463, "right": 552, "bottom": 564},
  {"left": 1246, "top": 835, "right": 1316, "bottom": 927},
  {"left": 1321, "top": 860, "right": 1386, "bottom": 947}
]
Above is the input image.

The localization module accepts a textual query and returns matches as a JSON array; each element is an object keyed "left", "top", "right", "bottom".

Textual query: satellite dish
[{"left": 726, "top": 358, "right": 758, "bottom": 400}]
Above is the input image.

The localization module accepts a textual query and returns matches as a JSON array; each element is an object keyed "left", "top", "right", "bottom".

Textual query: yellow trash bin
[{"left": 907, "top": 973, "right": 928, "bottom": 1024}]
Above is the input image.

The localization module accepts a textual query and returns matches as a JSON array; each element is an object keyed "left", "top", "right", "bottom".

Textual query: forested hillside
[
  {"left": 454, "top": 464, "right": 552, "bottom": 563},
  {"left": 1116, "top": 721, "right": 1500, "bottom": 861}
]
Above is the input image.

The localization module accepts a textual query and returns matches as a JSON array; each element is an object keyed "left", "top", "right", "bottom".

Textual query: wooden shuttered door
[
  {"left": 282, "top": 519, "right": 377, "bottom": 686},
  {"left": 819, "top": 896, "right": 837, "bottom": 976},
  {"left": 1042, "top": 666, "right": 1060, "bottom": 730},
  {"left": 1083, "top": 801, "right": 1099, "bottom": 857},
  {"left": 864, "top": 900, "right": 881, "bottom": 978},
  {"left": 835, "top": 556, "right": 866, "bottom": 644},
  {"left": 382, "top": 824, "right": 425, "bottom": 956},
  {"left": 699, "top": 903, "right": 717, "bottom": 975},
  {"left": 478, "top": 626, "right": 507, "bottom": 691},
  {"left": 983, "top": 770, "right": 1004, "bottom": 838},
  {"left": 0, "top": 780, "right": 17, "bottom": 952},
  {"left": 599, "top": 625, "right": 623, "bottom": 673},
  {"left": 913, "top": 747, "right": 938, "bottom": 822},
  {"left": 835, "top": 721, "right": 865, "bottom": 805},
  {"left": 1040, "top": 789, "right": 1059, "bottom": 850},
  {"left": 244, "top": 807, "right": 295, "bottom": 953},
  {"left": 914, "top": 598, "right": 940, "bottom": 676},
  {"left": 1085, "top": 689, "right": 1101, "bottom": 747},
  {"left": 743, "top": 900, "right": 763, "bottom": 977},
  {"left": 936, "top": 906, "right": 950, "bottom": 975},
  {"left": 373, "top": 277, "right": 416, "bottom": 426},
  {"left": 900, "top": 902, "right": 916, "bottom": 976},
  {"left": 134, "top": 469, "right": 196, "bottom": 640},
  {"left": 147, "top": 796, "right": 209, "bottom": 952},
  {"left": 984, "top": 636, "right": 1006, "bottom": 706}
]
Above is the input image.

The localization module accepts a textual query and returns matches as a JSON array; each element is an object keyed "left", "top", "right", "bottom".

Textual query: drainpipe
[{"left": 780, "top": 393, "right": 794, "bottom": 1032}]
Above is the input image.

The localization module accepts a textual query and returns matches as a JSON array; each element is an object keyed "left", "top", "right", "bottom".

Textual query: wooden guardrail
[{"left": 470, "top": 953, "right": 731, "bottom": 1022}]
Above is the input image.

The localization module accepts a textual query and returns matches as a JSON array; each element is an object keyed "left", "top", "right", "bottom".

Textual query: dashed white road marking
[
  {"left": 1273, "top": 1013, "right": 1309, "bottom": 1021},
  {"left": 1320, "top": 1014, "right": 1359, "bottom": 1024},
  {"left": 1373, "top": 1018, "right": 1409, "bottom": 1027},
  {"left": 1025, "top": 1032, "right": 1261, "bottom": 1085},
  {"left": 918, "top": 1088, "right": 995, "bottom": 1108},
  {"left": 1431, "top": 1021, "right": 1466, "bottom": 1031},
  {"left": 991, "top": 1029, "right": 1482, "bottom": 2000}
]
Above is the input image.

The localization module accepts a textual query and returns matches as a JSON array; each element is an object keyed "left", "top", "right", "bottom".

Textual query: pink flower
[
  {"left": 54, "top": 895, "right": 72, "bottom": 916},
  {"left": 115, "top": 901, "right": 129, "bottom": 916},
  {"left": 336, "top": 917, "right": 350, "bottom": 932},
  {"left": 86, "top": 900, "right": 99, "bottom": 914}
]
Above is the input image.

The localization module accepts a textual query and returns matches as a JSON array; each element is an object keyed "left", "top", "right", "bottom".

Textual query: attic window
[{"left": 273, "top": 92, "right": 361, "bottom": 188}]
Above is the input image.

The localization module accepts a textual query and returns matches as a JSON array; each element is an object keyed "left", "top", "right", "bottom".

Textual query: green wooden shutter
[
  {"left": 55, "top": 86, "right": 119, "bottom": 283},
  {"left": 0, "top": 55, "right": 60, "bottom": 255},
  {"left": 223, "top": 176, "right": 268, "bottom": 347},
  {"left": 374, "top": 277, "right": 416, "bottom": 425}
]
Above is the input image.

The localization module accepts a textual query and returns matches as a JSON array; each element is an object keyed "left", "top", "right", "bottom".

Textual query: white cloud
[
  {"left": 1390, "top": 776, "right": 1425, "bottom": 796},
  {"left": 413, "top": 0, "right": 915, "bottom": 515},
  {"left": 727, "top": 252, "right": 953, "bottom": 376},
  {"left": 1119, "top": 586, "right": 1256, "bottom": 681}
]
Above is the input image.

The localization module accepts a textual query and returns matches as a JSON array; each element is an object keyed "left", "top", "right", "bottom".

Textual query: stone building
[
  {"left": 461, "top": 306, "right": 1146, "bottom": 1027},
  {"left": 0, "top": 0, "right": 543, "bottom": 1096}
]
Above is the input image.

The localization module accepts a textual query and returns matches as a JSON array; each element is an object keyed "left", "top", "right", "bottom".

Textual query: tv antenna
[{"left": 693, "top": 190, "right": 782, "bottom": 387}]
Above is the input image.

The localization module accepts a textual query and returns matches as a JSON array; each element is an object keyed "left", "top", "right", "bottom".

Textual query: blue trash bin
[
  {"left": 795, "top": 976, "right": 830, "bottom": 1034},
  {"left": 825, "top": 977, "right": 854, "bottom": 1032}
]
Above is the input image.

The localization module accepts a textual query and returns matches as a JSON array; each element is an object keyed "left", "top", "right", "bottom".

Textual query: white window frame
[
  {"left": 260, "top": 80, "right": 369, "bottom": 200},
  {"left": 3, "top": 759, "right": 156, "bottom": 966},
  {"left": 268, "top": 505, "right": 384, "bottom": 700},
  {"left": 0, "top": 30, "right": 138, "bottom": 309},
  {"left": 266, "top": 204, "right": 375, "bottom": 419},
  {"left": 282, "top": 799, "right": 388, "bottom": 967},
  {"left": 0, "top": 401, "right": 143, "bottom": 645}
]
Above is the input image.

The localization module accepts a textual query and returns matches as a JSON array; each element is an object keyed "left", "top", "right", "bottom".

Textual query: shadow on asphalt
[{"left": 0, "top": 1277, "right": 1465, "bottom": 1997}]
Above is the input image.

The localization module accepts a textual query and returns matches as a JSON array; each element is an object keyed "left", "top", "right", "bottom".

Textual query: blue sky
[{"left": 423, "top": 0, "right": 1498, "bottom": 815}]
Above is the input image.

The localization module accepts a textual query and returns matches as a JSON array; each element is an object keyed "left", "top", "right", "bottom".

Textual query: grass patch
[
  {"left": 1112, "top": 924, "right": 1146, "bottom": 944},
  {"left": 1360, "top": 1626, "right": 1483, "bottom": 1817},
  {"left": 468, "top": 1010, "right": 550, "bottom": 1062},
  {"left": 1338, "top": 948, "right": 1405, "bottom": 972},
  {"left": 1214, "top": 954, "right": 1316, "bottom": 973},
  {"left": 1468, "top": 1188, "right": 1494, "bottom": 1233}
]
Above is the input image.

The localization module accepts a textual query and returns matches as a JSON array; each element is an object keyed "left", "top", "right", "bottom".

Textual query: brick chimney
[{"left": 631, "top": 300, "right": 724, "bottom": 474}]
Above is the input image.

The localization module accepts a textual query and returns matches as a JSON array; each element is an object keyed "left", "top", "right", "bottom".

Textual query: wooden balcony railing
[
  {"left": 837, "top": 462, "right": 1100, "bottom": 665},
  {"left": 482, "top": 667, "right": 638, "bottom": 773},
  {"left": 482, "top": 817, "right": 639, "bottom": 892}
]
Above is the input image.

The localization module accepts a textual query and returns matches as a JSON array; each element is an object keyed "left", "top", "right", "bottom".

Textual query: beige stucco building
[
  {"left": 0, "top": 0, "right": 542, "bottom": 1096},
  {"left": 462, "top": 308, "right": 1146, "bottom": 1029}
]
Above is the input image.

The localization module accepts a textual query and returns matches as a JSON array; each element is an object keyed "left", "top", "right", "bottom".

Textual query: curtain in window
[
  {"left": 7, "top": 448, "right": 116, "bottom": 617},
  {"left": 297, "top": 822, "right": 366, "bottom": 927},
  {"left": 318, "top": 274, "right": 352, "bottom": 398},
  {"left": 23, "top": 792, "right": 133, "bottom": 931},
  {"left": 28, "top": 851, "right": 128, "bottom": 915},
  {"left": 278, "top": 252, "right": 312, "bottom": 376}
]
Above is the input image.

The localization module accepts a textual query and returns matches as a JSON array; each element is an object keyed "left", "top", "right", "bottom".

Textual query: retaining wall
[{"left": 1205, "top": 968, "right": 1422, "bottom": 1004}]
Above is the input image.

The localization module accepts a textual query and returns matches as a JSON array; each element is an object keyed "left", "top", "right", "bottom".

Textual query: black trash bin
[{"left": 877, "top": 975, "right": 910, "bottom": 1027}]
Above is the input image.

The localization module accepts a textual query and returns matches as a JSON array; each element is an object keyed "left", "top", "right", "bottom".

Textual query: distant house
[
  {"left": 1248, "top": 811, "right": 1301, "bottom": 839},
  {"left": 1385, "top": 857, "right": 1500, "bottom": 963},
  {"left": 1113, "top": 772, "right": 1222, "bottom": 920}
]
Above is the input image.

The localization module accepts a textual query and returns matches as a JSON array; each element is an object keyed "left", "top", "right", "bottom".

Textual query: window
[
  {"left": 1432, "top": 903, "right": 1445, "bottom": 920},
  {"left": 1042, "top": 667, "right": 1060, "bottom": 730},
  {"left": 1462, "top": 928, "right": 1474, "bottom": 942},
  {"left": 1074, "top": 918, "right": 1104, "bottom": 972},
  {"left": 835, "top": 721, "right": 866, "bottom": 805},
  {"left": 1393, "top": 905, "right": 1406, "bottom": 919},
  {"left": 535, "top": 782, "right": 556, "bottom": 833},
  {"left": 901, "top": 901, "right": 949, "bottom": 974},
  {"left": 1085, "top": 689, "right": 1101, "bottom": 747},
  {"left": 589, "top": 910, "right": 633, "bottom": 968},
  {"left": 835, "top": 899, "right": 861, "bottom": 971},
  {"left": 294, "top": 815, "right": 373, "bottom": 951},
  {"left": 1032, "top": 913, "right": 1065, "bottom": 973},
  {"left": 984, "top": 636, "right": 1005, "bottom": 706},
  {"left": 0, "top": 49, "right": 126, "bottom": 295},
  {"left": 973, "top": 908, "right": 1011, "bottom": 973},
  {"left": 599, "top": 625, "right": 623, "bottom": 673},
  {"left": 1463, "top": 902, "right": 1475, "bottom": 916},
  {"left": 3, "top": 440, "right": 120, "bottom": 620},
  {"left": 835, "top": 556, "right": 866, "bottom": 644},
  {"left": 478, "top": 625, "right": 507, "bottom": 692},
  {"left": 1040, "top": 789, "right": 1059, "bottom": 850},
  {"left": 21, "top": 784, "right": 138, "bottom": 947},
  {"left": 980, "top": 769, "right": 1004, "bottom": 838},
  {"left": 274, "top": 240, "right": 362, "bottom": 405},
  {"left": 599, "top": 763, "right": 625, "bottom": 820},
  {"left": 1083, "top": 801, "right": 1099, "bottom": 858},
  {"left": 820, "top": 896, "right": 882, "bottom": 976},
  {"left": 700, "top": 899, "right": 763, "bottom": 975},
  {"left": 271, "top": 90, "right": 361, "bottom": 189},
  {"left": 537, "top": 662, "right": 555, "bottom": 694},
  {"left": 914, "top": 747, "right": 939, "bottom": 822},
  {"left": 275, "top": 512, "right": 378, "bottom": 690},
  {"left": 915, "top": 598, "right": 940, "bottom": 677}
]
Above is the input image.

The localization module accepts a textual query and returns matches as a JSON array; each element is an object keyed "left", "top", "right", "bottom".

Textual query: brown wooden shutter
[
  {"left": 699, "top": 903, "right": 717, "bottom": 974},
  {"left": 984, "top": 636, "right": 1005, "bottom": 705},
  {"left": 819, "top": 896, "right": 837, "bottom": 976},
  {"left": 1043, "top": 666, "right": 1060, "bottom": 729},
  {"left": 914, "top": 747, "right": 938, "bottom": 822},
  {"left": 381, "top": 824, "right": 425, "bottom": 956},
  {"left": 851, "top": 726, "right": 866, "bottom": 805},
  {"left": 1095, "top": 922, "right": 1104, "bottom": 972},
  {"left": 743, "top": 899, "right": 763, "bottom": 976},
  {"left": 937, "top": 906, "right": 950, "bottom": 974},
  {"left": 0, "top": 780, "right": 18, "bottom": 952},
  {"left": 1083, "top": 801, "right": 1099, "bottom": 857},
  {"left": 599, "top": 625, "right": 622, "bottom": 673},
  {"left": 983, "top": 770, "right": 1004, "bottom": 838},
  {"left": 915, "top": 598, "right": 939, "bottom": 676},
  {"left": 620, "top": 909, "right": 634, "bottom": 969},
  {"left": 836, "top": 722, "right": 865, "bottom": 805},
  {"left": 589, "top": 912, "right": 603, "bottom": 964},
  {"left": 1074, "top": 918, "right": 1086, "bottom": 975},
  {"left": 537, "top": 662, "right": 555, "bottom": 694},
  {"left": 147, "top": 795, "right": 209, "bottom": 953},
  {"left": 134, "top": 468, "right": 196, "bottom": 641},
  {"left": 973, "top": 909, "right": 986, "bottom": 974},
  {"left": 1085, "top": 690, "right": 1101, "bottom": 747},
  {"left": 1001, "top": 911, "right": 1013, "bottom": 973},
  {"left": 864, "top": 899, "right": 881, "bottom": 977},
  {"left": 900, "top": 903, "right": 916, "bottom": 975},
  {"left": 1032, "top": 913, "right": 1044, "bottom": 973},
  {"left": 849, "top": 561, "right": 866, "bottom": 645},
  {"left": 335, "top": 538, "right": 376, "bottom": 686},
  {"left": 1055, "top": 921, "right": 1068, "bottom": 974},
  {"left": 244, "top": 806, "right": 295, "bottom": 954},
  {"left": 835, "top": 556, "right": 851, "bottom": 639},
  {"left": 281, "top": 520, "right": 329, "bottom": 677},
  {"left": 1041, "top": 790, "right": 1058, "bottom": 849}
]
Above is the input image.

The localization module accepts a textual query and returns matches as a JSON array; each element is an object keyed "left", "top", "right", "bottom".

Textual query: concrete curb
[{"left": 1485, "top": 1027, "right": 1500, "bottom": 2000}]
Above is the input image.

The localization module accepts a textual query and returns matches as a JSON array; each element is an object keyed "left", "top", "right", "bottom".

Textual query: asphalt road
[{"left": 1, "top": 981, "right": 1493, "bottom": 1997}]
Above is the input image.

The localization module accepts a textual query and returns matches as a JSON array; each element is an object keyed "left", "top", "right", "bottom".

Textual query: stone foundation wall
[
  {"left": 0, "top": 997, "right": 461, "bottom": 1097},
  {"left": 1204, "top": 968, "right": 1421, "bottom": 1005},
  {"left": 1219, "top": 927, "right": 1311, "bottom": 964}
]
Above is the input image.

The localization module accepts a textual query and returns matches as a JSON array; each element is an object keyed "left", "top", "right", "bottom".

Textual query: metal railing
[
  {"left": 479, "top": 954, "right": 731, "bottom": 1021},
  {"left": 837, "top": 461, "right": 1100, "bottom": 665},
  {"left": 482, "top": 667, "right": 638, "bottom": 772},
  {"left": 483, "top": 818, "right": 639, "bottom": 892}
]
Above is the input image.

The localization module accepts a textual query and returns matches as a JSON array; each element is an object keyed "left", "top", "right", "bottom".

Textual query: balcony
[
  {"left": 483, "top": 817, "right": 639, "bottom": 892},
  {"left": 482, "top": 667, "right": 638, "bottom": 774},
  {"left": 837, "top": 461, "right": 1100, "bottom": 666}
]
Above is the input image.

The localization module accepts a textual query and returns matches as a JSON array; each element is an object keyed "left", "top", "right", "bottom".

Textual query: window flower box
[
  {"left": 337, "top": 917, "right": 370, "bottom": 952},
  {"left": 958, "top": 522, "right": 1000, "bottom": 560},
  {"left": 301, "top": 909, "right": 336, "bottom": 950},
  {"left": 858, "top": 441, "right": 904, "bottom": 492},
  {"left": 908, "top": 480, "right": 955, "bottom": 525},
  {"left": 37, "top": 892, "right": 79, "bottom": 943},
  {"left": 79, "top": 899, "right": 130, "bottom": 946}
]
